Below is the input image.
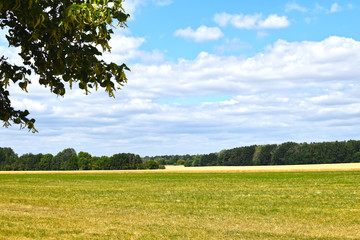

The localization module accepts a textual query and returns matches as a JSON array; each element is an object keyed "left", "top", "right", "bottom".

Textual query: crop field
[{"left": 0, "top": 166, "right": 359, "bottom": 239}]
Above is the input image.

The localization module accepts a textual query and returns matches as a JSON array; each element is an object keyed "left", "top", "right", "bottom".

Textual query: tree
[
  {"left": 200, "top": 153, "right": 218, "bottom": 166},
  {"left": 0, "top": 147, "right": 17, "bottom": 170},
  {"left": 67, "top": 154, "right": 79, "bottom": 170},
  {"left": 146, "top": 160, "right": 159, "bottom": 169},
  {"left": 256, "top": 144, "right": 277, "bottom": 165},
  {"left": 52, "top": 148, "right": 77, "bottom": 170},
  {"left": 38, "top": 153, "right": 53, "bottom": 170},
  {"left": 271, "top": 142, "right": 298, "bottom": 165},
  {"left": 0, "top": 0, "right": 130, "bottom": 132},
  {"left": 78, "top": 151, "right": 91, "bottom": 170},
  {"left": 96, "top": 155, "right": 111, "bottom": 170},
  {"left": 18, "top": 153, "right": 43, "bottom": 170},
  {"left": 176, "top": 159, "right": 185, "bottom": 165}
]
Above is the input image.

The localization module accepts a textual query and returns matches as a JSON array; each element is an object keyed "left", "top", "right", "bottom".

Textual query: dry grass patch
[{"left": 1, "top": 163, "right": 360, "bottom": 174}]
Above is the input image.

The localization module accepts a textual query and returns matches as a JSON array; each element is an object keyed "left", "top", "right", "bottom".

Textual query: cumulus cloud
[
  {"left": 125, "top": 37, "right": 360, "bottom": 98},
  {"left": 122, "top": 0, "right": 145, "bottom": 19},
  {"left": 101, "top": 33, "right": 164, "bottom": 64},
  {"left": 174, "top": 25, "right": 224, "bottom": 42},
  {"left": 2, "top": 36, "right": 360, "bottom": 156},
  {"left": 214, "top": 12, "right": 290, "bottom": 29},
  {"left": 258, "top": 14, "right": 290, "bottom": 29}
]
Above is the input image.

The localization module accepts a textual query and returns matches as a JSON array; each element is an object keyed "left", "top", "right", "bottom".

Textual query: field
[{"left": 0, "top": 164, "right": 359, "bottom": 239}]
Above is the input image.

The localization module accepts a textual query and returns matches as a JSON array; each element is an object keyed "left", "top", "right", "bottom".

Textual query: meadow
[{"left": 0, "top": 168, "right": 359, "bottom": 239}]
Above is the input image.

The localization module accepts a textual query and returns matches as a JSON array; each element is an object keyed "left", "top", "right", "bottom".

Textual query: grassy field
[{"left": 0, "top": 170, "right": 359, "bottom": 239}]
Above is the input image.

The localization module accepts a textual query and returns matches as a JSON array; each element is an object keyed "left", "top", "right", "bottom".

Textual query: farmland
[{"left": 0, "top": 166, "right": 359, "bottom": 239}]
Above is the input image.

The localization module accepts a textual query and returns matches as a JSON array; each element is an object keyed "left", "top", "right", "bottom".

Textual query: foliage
[
  {"left": 53, "top": 148, "right": 77, "bottom": 170},
  {"left": 0, "top": 0, "right": 130, "bottom": 131},
  {"left": 78, "top": 151, "right": 92, "bottom": 170},
  {"left": 0, "top": 147, "right": 159, "bottom": 170},
  {"left": 110, "top": 153, "right": 143, "bottom": 170},
  {"left": 145, "top": 140, "right": 360, "bottom": 167},
  {"left": 67, "top": 154, "right": 79, "bottom": 170},
  {"left": 256, "top": 144, "right": 277, "bottom": 165},
  {"left": 38, "top": 153, "right": 53, "bottom": 170},
  {"left": 144, "top": 154, "right": 198, "bottom": 166},
  {"left": 176, "top": 159, "right": 185, "bottom": 165},
  {"left": 0, "top": 147, "right": 17, "bottom": 170},
  {"left": 145, "top": 159, "right": 159, "bottom": 169},
  {"left": 2, "top": 139, "right": 360, "bottom": 171}
]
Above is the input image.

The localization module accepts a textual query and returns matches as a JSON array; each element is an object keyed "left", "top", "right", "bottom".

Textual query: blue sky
[
  {"left": 1, "top": 0, "right": 360, "bottom": 157},
  {"left": 127, "top": 0, "right": 359, "bottom": 60}
]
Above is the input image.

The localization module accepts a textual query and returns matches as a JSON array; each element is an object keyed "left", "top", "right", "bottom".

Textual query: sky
[{"left": 1, "top": 0, "right": 360, "bottom": 157}]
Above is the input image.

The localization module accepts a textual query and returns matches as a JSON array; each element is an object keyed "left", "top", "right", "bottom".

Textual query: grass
[{"left": 0, "top": 171, "right": 359, "bottom": 239}]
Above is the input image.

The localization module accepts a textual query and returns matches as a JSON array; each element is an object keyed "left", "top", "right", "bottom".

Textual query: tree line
[
  {"left": 145, "top": 140, "right": 360, "bottom": 167},
  {"left": 2, "top": 140, "right": 360, "bottom": 170},
  {"left": 0, "top": 148, "right": 162, "bottom": 171}
]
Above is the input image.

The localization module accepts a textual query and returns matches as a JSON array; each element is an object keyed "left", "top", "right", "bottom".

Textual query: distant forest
[
  {"left": 144, "top": 140, "right": 360, "bottom": 167},
  {"left": 0, "top": 148, "right": 162, "bottom": 171},
  {"left": 1, "top": 140, "right": 360, "bottom": 171}
]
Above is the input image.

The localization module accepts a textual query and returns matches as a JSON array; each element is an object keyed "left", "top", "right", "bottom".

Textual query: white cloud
[
  {"left": 0, "top": 45, "right": 23, "bottom": 66},
  {"left": 110, "top": 35, "right": 146, "bottom": 54},
  {"left": 122, "top": 0, "right": 173, "bottom": 19},
  {"left": 315, "top": 2, "right": 344, "bottom": 13},
  {"left": 330, "top": 3, "right": 342, "bottom": 13},
  {"left": 174, "top": 25, "right": 224, "bottom": 42},
  {"left": 122, "top": 0, "right": 146, "bottom": 19},
  {"left": 125, "top": 36, "right": 360, "bottom": 99},
  {"left": 213, "top": 12, "right": 233, "bottom": 27},
  {"left": 0, "top": 28, "right": 9, "bottom": 43},
  {"left": 285, "top": 2, "right": 308, "bottom": 12},
  {"left": 100, "top": 33, "right": 164, "bottom": 64},
  {"left": 258, "top": 14, "right": 290, "bottom": 29},
  {"left": 2, "top": 37, "right": 360, "bottom": 156},
  {"left": 214, "top": 12, "right": 290, "bottom": 29},
  {"left": 231, "top": 13, "right": 262, "bottom": 29}
]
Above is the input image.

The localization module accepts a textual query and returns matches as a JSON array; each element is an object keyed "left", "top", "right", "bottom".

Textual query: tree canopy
[
  {"left": 0, "top": 0, "right": 130, "bottom": 132},
  {"left": 0, "top": 147, "right": 157, "bottom": 171}
]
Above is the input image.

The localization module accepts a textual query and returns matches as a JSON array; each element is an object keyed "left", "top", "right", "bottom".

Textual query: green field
[{"left": 0, "top": 171, "right": 359, "bottom": 239}]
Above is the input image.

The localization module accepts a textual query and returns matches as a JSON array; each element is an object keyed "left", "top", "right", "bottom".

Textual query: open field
[
  {"left": 1, "top": 163, "right": 360, "bottom": 174},
  {"left": 164, "top": 163, "right": 360, "bottom": 173},
  {"left": 0, "top": 168, "right": 359, "bottom": 239}
]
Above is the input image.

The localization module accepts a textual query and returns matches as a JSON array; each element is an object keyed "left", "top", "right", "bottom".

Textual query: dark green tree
[
  {"left": 67, "top": 154, "right": 79, "bottom": 170},
  {"left": 0, "top": 0, "right": 130, "bottom": 131},
  {"left": 146, "top": 160, "right": 159, "bottom": 169},
  {"left": 52, "top": 148, "right": 77, "bottom": 170},
  {"left": 96, "top": 156, "right": 111, "bottom": 170},
  {"left": 38, "top": 153, "right": 53, "bottom": 170},
  {"left": 200, "top": 153, "right": 218, "bottom": 166},
  {"left": 16, "top": 153, "right": 41, "bottom": 170},
  {"left": 78, "top": 151, "right": 91, "bottom": 170},
  {"left": 90, "top": 156, "right": 100, "bottom": 170},
  {"left": 271, "top": 142, "right": 298, "bottom": 165},
  {"left": 0, "top": 147, "right": 17, "bottom": 170}
]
